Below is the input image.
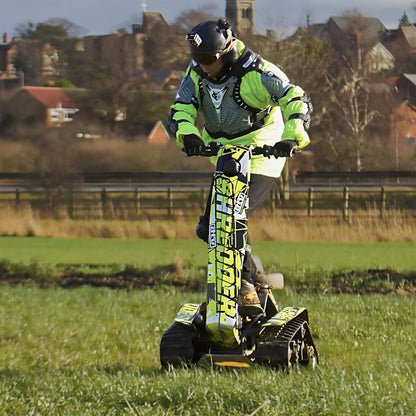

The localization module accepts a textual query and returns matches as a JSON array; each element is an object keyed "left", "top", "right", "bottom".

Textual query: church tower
[{"left": 225, "top": 0, "right": 255, "bottom": 36}]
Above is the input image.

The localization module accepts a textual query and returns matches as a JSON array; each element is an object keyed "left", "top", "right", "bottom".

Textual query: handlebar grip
[
  {"left": 252, "top": 144, "right": 299, "bottom": 158},
  {"left": 252, "top": 145, "right": 274, "bottom": 157},
  {"left": 200, "top": 143, "right": 219, "bottom": 156}
]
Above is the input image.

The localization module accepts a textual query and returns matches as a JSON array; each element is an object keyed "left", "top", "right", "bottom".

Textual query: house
[
  {"left": 366, "top": 42, "right": 395, "bottom": 73},
  {"left": 322, "top": 16, "right": 385, "bottom": 49},
  {"left": 289, "top": 16, "right": 395, "bottom": 73},
  {"left": 383, "top": 26, "right": 416, "bottom": 71},
  {"left": 0, "top": 33, "right": 18, "bottom": 76},
  {"left": 147, "top": 120, "right": 171, "bottom": 145},
  {"left": 395, "top": 73, "right": 416, "bottom": 106},
  {"left": 134, "top": 69, "right": 183, "bottom": 91},
  {"left": 79, "top": 12, "right": 170, "bottom": 80},
  {"left": 320, "top": 16, "right": 394, "bottom": 73},
  {"left": 0, "top": 33, "right": 20, "bottom": 89},
  {"left": 81, "top": 30, "right": 145, "bottom": 76},
  {"left": 8, "top": 86, "right": 79, "bottom": 127},
  {"left": 391, "top": 100, "right": 416, "bottom": 139},
  {"left": 41, "top": 43, "right": 60, "bottom": 78}
]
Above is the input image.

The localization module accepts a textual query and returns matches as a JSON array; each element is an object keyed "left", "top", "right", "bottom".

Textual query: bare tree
[{"left": 319, "top": 14, "right": 387, "bottom": 171}]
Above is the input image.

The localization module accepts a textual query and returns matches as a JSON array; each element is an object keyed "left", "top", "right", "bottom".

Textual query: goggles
[{"left": 191, "top": 52, "right": 221, "bottom": 65}]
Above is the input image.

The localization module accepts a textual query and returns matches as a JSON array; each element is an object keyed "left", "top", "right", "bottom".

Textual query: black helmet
[{"left": 186, "top": 18, "right": 238, "bottom": 66}]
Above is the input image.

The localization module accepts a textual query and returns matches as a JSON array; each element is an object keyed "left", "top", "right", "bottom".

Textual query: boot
[{"left": 238, "top": 279, "right": 263, "bottom": 316}]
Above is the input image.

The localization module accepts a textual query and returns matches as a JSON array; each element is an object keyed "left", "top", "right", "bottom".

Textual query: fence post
[
  {"left": 135, "top": 188, "right": 140, "bottom": 216},
  {"left": 307, "top": 187, "right": 314, "bottom": 217},
  {"left": 282, "top": 163, "right": 290, "bottom": 200},
  {"left": 270, "top": 184, "right": 279, "bottom": 212},
  {"left": 101, "top": 188, "right": 107, "bottom": 218},
  {"left": 167, "top": 187, "right": 173, "bottom": 217},
  {"left": 343, "top": 187, "right": 349, "bottom": 221},
  {"left": 380, "top": 186, "right": 386, "bottom": 218},
  {"left": 15, "top": 189, "right": 20, "bottom": 209},
  {"left": 200, "top": 188, "right": 206, "bottom": 211},
  {"left": 68, "top": 189, "right": 74, "bottom": 219}
]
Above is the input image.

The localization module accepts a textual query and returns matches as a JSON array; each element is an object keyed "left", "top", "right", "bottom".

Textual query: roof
[
  {"left": 147, "top": 120, "right": 170, "bottom": 144},
  {"left": 400, "top": 26, "right": 416, "bottom": 49},
  {"left": 134, "top": 69, "right": 183, "bottom": 89},
  {"left": 403, "top": 73, "right": 416, "bottom": 85},
  {"left": 142, "top": 12, "right": 169, "bottom": 33},
  {"left": 327, "top": 15, "right": 385, "bottom": 47},
  {"left": 22, "top": 86, "right": 78, "bottom": 109}
]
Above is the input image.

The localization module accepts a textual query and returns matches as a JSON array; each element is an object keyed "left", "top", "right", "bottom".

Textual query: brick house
[
  {"left": 320, "top": 16, "right": 395, "bottom": 73},
  {"left": 391, "top": 100, "right": 416, "bottom": 139},
  {"left": 395, "top": 73, "right": 416, "bottom": 106},
  {"left": 0, "top": 33, "right": 20, "bottom": 89},
  {"left": 147, "top": 120, "right": 171, "bottom": 145},
  {"left": 383, "top": 26, "right": 416, "bottom": 72},
  {"left": 8, "top": 86, "right": 79, "bottom": 127}
]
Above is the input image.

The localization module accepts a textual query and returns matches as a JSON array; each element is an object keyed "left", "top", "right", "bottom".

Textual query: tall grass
[
  {"left": 0, "top": 285, "right": 414, "bottom": 415},
  {"left": 1, "top": 205, "right": 416, "bottom": 242}
]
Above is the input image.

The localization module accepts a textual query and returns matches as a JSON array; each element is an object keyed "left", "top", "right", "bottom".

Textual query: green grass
[
  {"left": 0, "top": 237, "right": 414, "bottom": 414},
  {"left": 0, "top": 236, "right": 415, "bottom": 272},
  {"left": 0, "top": 286, "right": 414, "bottom": 415}
]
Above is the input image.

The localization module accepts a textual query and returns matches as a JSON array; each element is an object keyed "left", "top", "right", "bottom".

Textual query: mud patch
[{"left": 0, "top": 261, "right": 414, "bottom": 294}]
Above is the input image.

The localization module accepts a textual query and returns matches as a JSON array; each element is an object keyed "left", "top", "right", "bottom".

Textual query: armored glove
[
  {"left": 183, "top": 134, "right": 205, "bottom": 156},
  {"left": 273, "top": 140, "right": 299, "bottom": 158}
]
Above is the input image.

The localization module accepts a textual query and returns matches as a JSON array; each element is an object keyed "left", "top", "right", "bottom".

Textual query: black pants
[{"left": 197, "top": 174, "right": 277, "bottom": 284}]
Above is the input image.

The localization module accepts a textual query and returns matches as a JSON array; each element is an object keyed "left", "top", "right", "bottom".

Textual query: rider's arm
[
  {"left": 166, "top": 66, "right": 203, "bottom": 149},
  {"left": 277, "top": 85, "right": 312, "bottom": 149},
  {"left": 258, "top": 63, "right": 312, "bottom": 149}
]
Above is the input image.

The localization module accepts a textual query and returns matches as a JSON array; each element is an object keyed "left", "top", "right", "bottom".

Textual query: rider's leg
[
  {"left": 241, "top": 174, "right": 276, "bottom": 286},
  {"left": 196, "top": 182, "right": 212, "bottom": 243},
  {"left": 238, "top": 175, "right": 276, "bottom": 313}
]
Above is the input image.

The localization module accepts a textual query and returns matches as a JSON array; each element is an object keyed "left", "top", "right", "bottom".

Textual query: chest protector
[{"left": 196, "top": 50, "right": 271, "bottom": 140}]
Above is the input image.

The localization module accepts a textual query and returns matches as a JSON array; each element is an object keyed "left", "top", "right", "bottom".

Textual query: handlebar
[
  {"left": 252, "top": 144, "right": 299, "bottom": 158},
  {"left": 187, "top": 143, "right": 299, "bottom": 158}
]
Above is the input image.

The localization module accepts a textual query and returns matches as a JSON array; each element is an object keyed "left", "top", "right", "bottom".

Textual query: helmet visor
[{"left": 191, "top": 53, "right": 220, "bottom": 65}]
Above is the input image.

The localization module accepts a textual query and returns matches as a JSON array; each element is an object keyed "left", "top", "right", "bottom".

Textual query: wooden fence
[
  {"left": 0, "top": 171, "right": 415, "bottom": 220},
  {"left": 1, "top": 184, "right": 416, "bottom": 220}
]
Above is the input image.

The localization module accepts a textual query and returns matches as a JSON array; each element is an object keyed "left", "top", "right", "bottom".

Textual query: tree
[
  {"left": 16, "top": 18, "right": 85, "bottom": 41},
  {"left": 14, "top": 19, "right": 83, "bottom": 84},
  {"left": 165, "top": 5, "right": 221, "bottom": 70},
  {"left": 315, "top": 13, "right": 393, "bottom": 171},
  {"left": 399, "top": 12, "right": 411, "bottom": 27}
]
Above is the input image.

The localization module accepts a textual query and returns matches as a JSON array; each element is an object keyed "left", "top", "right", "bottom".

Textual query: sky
[{"left": 1, "top": 0, "right": 415, "bottom": 39}]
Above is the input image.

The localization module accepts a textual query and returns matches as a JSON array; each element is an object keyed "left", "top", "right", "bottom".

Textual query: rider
[{"left": 167, "top": 18, "right": 312, "bottom": 314}]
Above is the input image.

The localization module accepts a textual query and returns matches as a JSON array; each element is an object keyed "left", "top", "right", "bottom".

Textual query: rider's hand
[
  {"left": 273, "top": 140, "right": 299, "bottom": 158},
  {"left": 183, "top": 134, "right": 205, "bottom": 156}
]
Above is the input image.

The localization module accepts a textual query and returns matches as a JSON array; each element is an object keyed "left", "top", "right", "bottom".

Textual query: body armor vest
[{"left": 196, "top": 50, "right": 270, "bottom": 140}]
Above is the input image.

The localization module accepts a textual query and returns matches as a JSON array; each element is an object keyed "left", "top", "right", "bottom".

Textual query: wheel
[{"left": 160, "top": 322, "right": 196, "bottom": 369}]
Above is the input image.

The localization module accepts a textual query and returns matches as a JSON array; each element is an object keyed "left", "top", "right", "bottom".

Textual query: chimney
[{"left": 3, "top": 33, "right": 8, "bottom": 43}]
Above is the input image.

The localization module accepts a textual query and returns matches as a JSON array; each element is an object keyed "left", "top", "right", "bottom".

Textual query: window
[
  {"left": 241, "top": 5, "right": 252, "bottom": 19},
  {"left": 49, "top": 110, "right": 60, "bottom": 122},
  {"left": 64, "top": 109, "right": 78, "bottom": 121}
]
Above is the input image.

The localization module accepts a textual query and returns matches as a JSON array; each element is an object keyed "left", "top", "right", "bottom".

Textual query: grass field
[
  {"left": 0, "top": 286, "right": 414, "bottom": 415},
  {"left": 0, "top": 237, "right": 415, "bottom": 415},
  {"left": 1, "top": 236, "right": 416, "bottom": 271}
]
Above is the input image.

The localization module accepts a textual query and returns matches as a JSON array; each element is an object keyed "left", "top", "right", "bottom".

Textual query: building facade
[{"left": 225, "top": 0, "right": 255, "bottom": 36}]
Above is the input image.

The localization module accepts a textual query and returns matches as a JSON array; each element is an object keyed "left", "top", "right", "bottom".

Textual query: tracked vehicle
[{"left": 160, "top": 144, "right": 318, "bottom": 369}]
